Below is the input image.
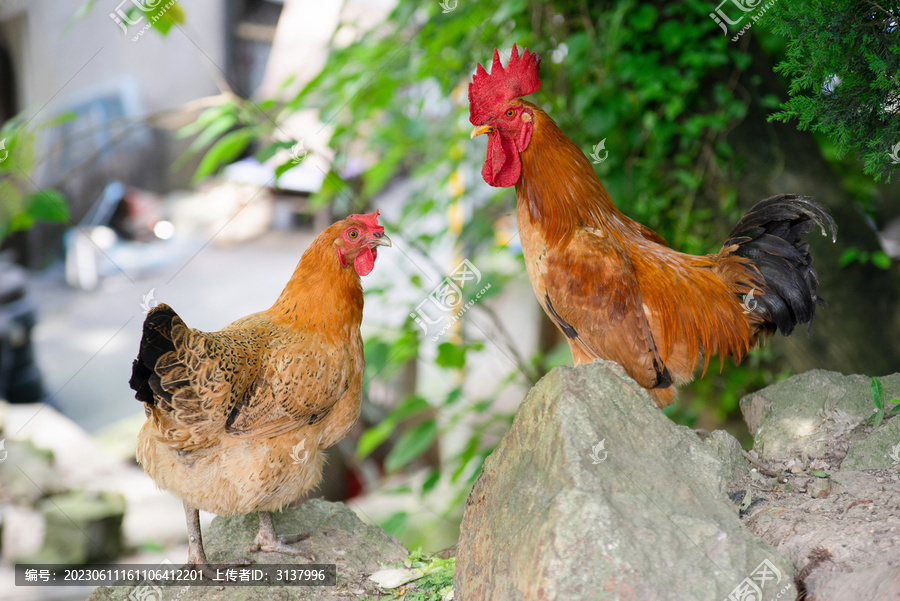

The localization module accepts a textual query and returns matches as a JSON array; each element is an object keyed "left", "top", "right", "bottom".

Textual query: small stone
[{"left": 808, "top": 478, "right": 831, "bottom": 498}]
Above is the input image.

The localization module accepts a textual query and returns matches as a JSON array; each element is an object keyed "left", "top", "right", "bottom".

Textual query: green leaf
[
  {"left": 274, "top": 158, "right": 304, "bottom": 180},
  {"left": 443, "top": 387, "right": 463, "bottom": 406},
  {"left": 421, "top": 469, "right": 440, "bottom": 493},
  {"left": 871, "top": 377, "right": 884, "bottom": 410},
  {"left": 178, "top": 105, "right": 233, "bottom": 139},
  {"left": 193, "top": 128, "right": 254, "bottom": 183},
  {"left": 356, "top": 420, "right": 396, "bottom": 460},
  {"left": 39, "top": 111, "right": 78, "bottom": 129},
  {"left": 356, "top": 395, "right": 431, "bottom": 460},
  {"left": 149, "top": 2, "right": 185, "bottom": 36},
  {"left": 9, "top": 212, "right": 35, "bottom": 232},
  {"left": 385, "top": 419, "right": 437, "bottom": 473},
  {"left": 435, "top": 342, "right": 467, "bottom": 369},
  {"left": 839, "top": 247, "right": 860, "bottom": 267},
  {"left": 379, "top": 511, "right": 408, "bottom": 538},
  {"left": 175, "top": 114, "right": 237, "bottom": 169},
  {"left": 451, "top": 435, "right": 478, "bottom": 483},
  {"left": 26, "top": 190, "right": 68, "bottom": 223},
  {"left": 71, "top": 0, "right": 99, "bottom": 23},
  {"left": 255, "top": 141, "right": 296, "bottom": 163},
  {"left": 629, "top": 5, "right": 658, "bottom": 32},
  {"left": 871, "top": 251, "right": 892, "bottom": 270},
  {"left": 739, "top": 489, "right": 752, "bottom": 513},
  {"left": 809, "top": 469, "right": 828, "bottom": 478},
  {"left": 387, "top": 396, "right": 431, "bottom": 422}
]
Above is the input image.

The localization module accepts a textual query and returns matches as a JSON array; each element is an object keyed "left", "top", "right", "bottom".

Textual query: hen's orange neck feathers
[
  {"left": 267, "top": 224, "right": 364, "bottom": 335},
  {"left": 516, "top": 103, "right": 665, "bottom": 248}
]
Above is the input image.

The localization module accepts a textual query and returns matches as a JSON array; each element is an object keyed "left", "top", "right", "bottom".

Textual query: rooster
[
  {"left": 129, "top": 212, "right": 390, "bottom": 570},
  {"left": 468, "top": 45, "right": 836, "bottom": 408}
]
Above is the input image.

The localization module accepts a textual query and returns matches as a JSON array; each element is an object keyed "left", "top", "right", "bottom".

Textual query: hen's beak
[
  {"left": 470, "top": 124, "right": 493, "bottom": 139},
  {"left": 368, "top": 232, "right": 392, "bottom": 248}
]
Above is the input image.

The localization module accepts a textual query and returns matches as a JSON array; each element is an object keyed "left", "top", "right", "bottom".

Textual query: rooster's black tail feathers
[{"left": 724, "top": 194, "right": 837, "bottom": 337}]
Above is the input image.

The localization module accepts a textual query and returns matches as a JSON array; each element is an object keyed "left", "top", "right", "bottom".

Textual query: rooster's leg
[
  {"left": 248, "top": 511, "right": 315, "bottom": 560},
  {"left": 183, "top": 502, "right": 251, "bottom": 578}
]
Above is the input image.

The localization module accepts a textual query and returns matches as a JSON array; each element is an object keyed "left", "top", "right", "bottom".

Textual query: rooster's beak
[
  {"left": 368, "top": 232, "right": 392, "bottom": 248},
  {"left": 470, "top": 124, "right": 493, "bottom": 138}
]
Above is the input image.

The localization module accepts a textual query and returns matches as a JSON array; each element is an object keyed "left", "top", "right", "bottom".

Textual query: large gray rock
[
  {"left": 455, "top": 361, "right": 795, "bottom": 601},
  {"left": 87, "top": 499, "right": 408, "bottom": 600},
  {"left": 739, "top": 370, "right": 900, "bottom": 461}
]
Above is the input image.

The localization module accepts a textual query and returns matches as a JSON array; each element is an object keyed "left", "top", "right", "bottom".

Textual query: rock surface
[
  {"left": 87, "top": 499, "right": 408, "bottom": 600},
  {"left": 842, "top": 416, "right": 900, "bottom": 470},
  {"left": 454, "top": 361, "right": 795, "bottom": 601}
]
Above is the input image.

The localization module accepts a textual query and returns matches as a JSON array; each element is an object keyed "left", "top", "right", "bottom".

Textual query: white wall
[{"left": 0, "top": 0, "right": 227, "bottom": 192}]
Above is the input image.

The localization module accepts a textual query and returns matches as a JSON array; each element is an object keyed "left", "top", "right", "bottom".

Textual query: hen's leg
[
  {"left": 248, "top": 511, "right": 315, "bottom": 560},
  {"left": 184, "top": 502, "right": 209, "bottom": 565},
  {"left": 183, "top": 502, "right": 251, "bottom": 578}
]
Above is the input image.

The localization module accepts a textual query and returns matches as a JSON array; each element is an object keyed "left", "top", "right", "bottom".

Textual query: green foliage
[
  {"left": 764, "top": 0, "right": 900, "bottom": 181},
  {"left": 385, "top": 419, "right": 438, "bottom": 474},
  {"left": 839, "top": 246, "right": 893, "bottom": 270},
  {"left": 397, "top": 556, "right": 455, "bottom": 601},
  {"left": 866, "top": 377, "right": 900, "bottom": 429},
  {"left": 0, "top": 114, "right": 71, "bottom": 241},
  {"left": 371, "top": 549, "right": 455, "bottom": 601}
]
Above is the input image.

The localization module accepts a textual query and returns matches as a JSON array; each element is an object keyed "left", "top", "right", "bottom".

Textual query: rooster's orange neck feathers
[{"left": 515, "top": 103, "right": 658, "bottom": 248}]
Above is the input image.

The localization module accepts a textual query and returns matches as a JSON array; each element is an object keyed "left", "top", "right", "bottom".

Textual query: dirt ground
[{"left": 727, "top": 428, "right": 900, "bottom": 599}]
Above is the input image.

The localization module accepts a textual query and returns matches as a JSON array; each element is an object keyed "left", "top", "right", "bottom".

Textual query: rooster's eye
[
  {"left": 348, "top": 230, "right": 359, "bottom": 239},
  {"left": 506, "top": 109, "right": 515, "bottom": 117}
]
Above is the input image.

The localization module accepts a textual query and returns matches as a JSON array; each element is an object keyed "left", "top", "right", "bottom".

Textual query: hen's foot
[{"left": 248, "top": 511, "right": 315, "bottom": 561}]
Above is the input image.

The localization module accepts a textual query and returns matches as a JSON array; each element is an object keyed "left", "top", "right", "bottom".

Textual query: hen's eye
[
  {"left": 506, "top": 109, "right": 515, "bottom": 117},
  {"left": 348, "top": 230, "right": 359, "bottom": 239}
]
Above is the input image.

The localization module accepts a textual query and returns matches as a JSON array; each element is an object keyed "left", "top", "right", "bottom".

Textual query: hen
[
  {"left": 469, "top": 46, "right": 836, "bottom": 407},
  {"left": 129, "top": 212, "right": 390, "bottom": 569}
]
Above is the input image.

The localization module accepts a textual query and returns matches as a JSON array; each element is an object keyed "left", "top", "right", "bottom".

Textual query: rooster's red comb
[
  {"left": 348, "top": 210, "right": 383, "bottom": 231},
  {"left": 468, "top": 44, "right": 541, "bottom": 125}
]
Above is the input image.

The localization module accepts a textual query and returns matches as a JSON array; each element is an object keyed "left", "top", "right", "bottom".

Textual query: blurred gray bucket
[{"left": 0, "top": 254, "right": 45, "bottom": 403}]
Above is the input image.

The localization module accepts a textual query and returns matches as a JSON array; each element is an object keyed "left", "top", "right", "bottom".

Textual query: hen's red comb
[
  {"left": 348, "top": 210, "right": 383, "bottom": 231},
  {"left": 469, "top": 44, "right": 541, "bottom": 125}
]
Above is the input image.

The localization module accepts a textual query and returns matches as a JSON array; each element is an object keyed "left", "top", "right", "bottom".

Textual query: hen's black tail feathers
[
  {"left": 724, "top": 194, "right": 837, "bottom": 337},
  {"left": 129, "top": 303, "right": 179, "bottom": 407}
]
